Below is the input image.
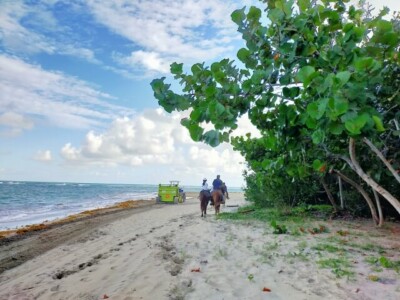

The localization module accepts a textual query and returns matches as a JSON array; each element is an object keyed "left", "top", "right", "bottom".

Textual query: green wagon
[{"left": 156, "top": 181, "right": 186, "bottom": 204}]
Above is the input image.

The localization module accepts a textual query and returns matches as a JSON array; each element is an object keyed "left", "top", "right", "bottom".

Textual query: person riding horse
[
  {"left": 221, "top": 182, "right": 229, "bottom": 202},
  {"left": 212, "top": 175, "right": 225, "bottom": 204},
  {"left": 199, "top": 178, "right": 212, "bottom": 217}
]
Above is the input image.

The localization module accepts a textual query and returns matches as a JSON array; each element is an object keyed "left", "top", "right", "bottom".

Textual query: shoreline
[
  {"left": 0, "top": 192, "right": 199, "bottom": 274},
  {"left": 0, "top": 199, "right": 156, "bottom": 239}
]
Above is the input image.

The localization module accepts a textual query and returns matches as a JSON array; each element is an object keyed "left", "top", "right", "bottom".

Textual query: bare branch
[{"left": 363, "top": 137, "right": 400, "bottom": 184}]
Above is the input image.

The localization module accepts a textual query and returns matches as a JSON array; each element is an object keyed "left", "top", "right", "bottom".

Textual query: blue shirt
[{"left": 212, "top": 178, "right": 223, "bottom": 190}]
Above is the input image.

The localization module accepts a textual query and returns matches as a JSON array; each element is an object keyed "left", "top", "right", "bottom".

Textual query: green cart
[{"left": 156, "top": 181, "right": 186, "bottom": 204}]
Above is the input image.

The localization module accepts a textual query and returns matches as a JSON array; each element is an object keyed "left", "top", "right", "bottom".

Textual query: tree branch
[
  {"left": 332, "top": 169, "right": 379, "bottom": 225},
  {"left": 372, "top": 189, "right": 384, "bottom": 227},
  {"left": 349, "top": 137, "right": 400, "bottom": 215},
  {"left": 363, "top": 137, "right": 400, "bottom": 184}
]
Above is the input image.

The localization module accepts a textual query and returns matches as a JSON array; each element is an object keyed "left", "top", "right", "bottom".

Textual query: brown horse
[
  {"left": 199, "top": 190, "right": 211, "bottom": 217},
  {"left": 211, "top": 190, "right": 223, "bottom": 215}
]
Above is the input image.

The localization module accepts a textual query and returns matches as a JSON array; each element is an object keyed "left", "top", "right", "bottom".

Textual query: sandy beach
[{"left": 0, "top": 192, "right": 399, "bottom": 300}]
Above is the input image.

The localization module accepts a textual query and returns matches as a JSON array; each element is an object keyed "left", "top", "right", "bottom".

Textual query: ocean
[{"left": 0, "top": 181, "right": 243, "bottom": 230}]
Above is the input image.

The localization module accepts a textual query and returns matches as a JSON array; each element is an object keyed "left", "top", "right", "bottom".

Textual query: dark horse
[
  {"left": 211, "top": 189, "right": 223, "bottom": 215},
  {"left": 199, "top": 190, "right": 212, "bottom": 217}
]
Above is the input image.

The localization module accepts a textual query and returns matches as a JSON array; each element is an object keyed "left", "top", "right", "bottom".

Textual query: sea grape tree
[{"left": 151, "top": 0, "right": 400, "bottom": 222}]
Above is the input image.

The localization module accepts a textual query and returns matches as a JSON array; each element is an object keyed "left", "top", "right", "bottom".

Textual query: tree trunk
[
  {"left": 338, "top": 176, "right": 344, "bottom": 209},
  {"left": 320, "top": 176, "right": 339, "bottom": 212},
  {"left": 363, "top": 137, "right": 400, "bottom": 184},
  {"left": 349, "top": 138, "right": 400, "bottom": 215},
  {"left": 372, "top": 189, "right": 384, "bottom": 227},
  {"left": 333, "top": 169, "right": 379, "bottom": 225}
]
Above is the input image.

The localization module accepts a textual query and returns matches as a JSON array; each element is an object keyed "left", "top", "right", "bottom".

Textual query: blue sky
[{"left": 0, "top": 0, "right": 398, "bottom": 187}]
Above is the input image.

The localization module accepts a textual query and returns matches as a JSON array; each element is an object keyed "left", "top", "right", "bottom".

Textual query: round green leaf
[{"left": 231, "top": 7, "right": 246, "bottom": 25}]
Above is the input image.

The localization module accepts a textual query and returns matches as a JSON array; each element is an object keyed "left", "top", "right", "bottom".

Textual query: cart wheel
[
  {"left": 173, "top": 196, "right": 178, "bottom": 204},
  {"left": 156, "top": 196, "right": 161, "bottom": 203}
]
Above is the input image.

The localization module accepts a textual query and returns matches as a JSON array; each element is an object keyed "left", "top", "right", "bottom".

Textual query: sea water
[{"left": 0, "top": 181, "right": 243, "bottom": 230}]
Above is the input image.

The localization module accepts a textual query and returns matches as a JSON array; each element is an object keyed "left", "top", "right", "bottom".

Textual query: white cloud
[
  {"left": 86, "top": 0, "right": 242, "bottom": 74},
  {"left": 0, "top": 1, "right": 55, "bottom": 54},
  {"left": 34, "top": 150, "right": 52, "bottom": 162},
  {"left": 0, "top": 55, "right": 133, "bottom": 133},
  {"left": 60, "top": 108, "right": 249, "bottom": 181},
  {"left": 115, "top": 51, "right": 171, "bottom": 74},
  {"left": 0, "top": 112, "right": 34, "bottom": 137},
  {"left": 0, "top": 0, "right": 100, "bottom": 63}
]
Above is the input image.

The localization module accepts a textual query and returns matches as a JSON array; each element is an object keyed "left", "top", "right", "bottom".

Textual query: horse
[
  {"left": 199, "top": 190, "right": 211, "bottom": 217},
  {"left": 211, "top": 189, "right": 223, "bottom": 215}
]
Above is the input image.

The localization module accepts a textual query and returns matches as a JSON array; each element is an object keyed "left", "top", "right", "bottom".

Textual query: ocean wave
[{"left": 0, "top": 212, "right": 29, "bottom": 222}]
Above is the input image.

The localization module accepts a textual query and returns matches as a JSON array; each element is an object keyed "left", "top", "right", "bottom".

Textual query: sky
[{"left": 0, "top": 0, "right": 399, "bottom": 187}]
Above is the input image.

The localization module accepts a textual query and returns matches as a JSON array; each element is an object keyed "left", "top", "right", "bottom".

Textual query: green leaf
[
  {"left": 298, "top": 0, "right": 310, "bottom": 12},
  {"left": 170, "top": 63, "right": 183, "bottom": 75},
  {"left": 332, "top": 98, "right": 349, "bottom": 118},
  {"left": 203, "top": 130, "right": 220, "bottom": 147},
  {"left": 215, "top": 102, "right": 225, "bottom": 116},
  {"left": 190, "top": 109, "right": 202, "bottom": 122},
  {"left": 262, "top": 158, "right": 272, "bottom": 170},
  {"left": 279, "top": 73, "right": 291, "bottom": 85},
  {"left": 312, "top": 159, "right": 324, "bottom": 171},
  {"left": 311, "top": 130, "right": 325, "bottom": 144},
  {"left": 297, "top": 66, "right": 316, "bottom": 87},
  {"left": 247, "top": 6, "right": 261, "bottom": 22},
  {"left": 268, "top": 8, "right": 285, "bottom": 23},
  {"left": 328, "top": 122, "right": 344, "bottom": 135},
  {"left": 275, "top": 0, "right": 293, "bottom": 16},
  {"left": 231, "top": 7, "right": 246, "bottom": 25},
  {"left": 210, "top": 62, "right": 221, "bottom": 73},
  {"left": 180, "top": 118, "right": 190, "bottom": 127},
  {"left": 372, "top": 115, "right": 385, "bottom": 132},
  {"left": 283, "top": 87, "right": 300, "bottom": 98},
  {"left": 306, "top": 117, "right": 317, "bottom": 129},
  {"left": 214, "top": 71, "right": 225, "bottom": 83},
  {"left": 375, "top": 20, "right": 392, "bottom": 32},
  {"left": 318, "top": 74, "right": 334, "bottom": 94},
  {"left": 354, "top": 57, "right": 374, "bottom": 71},
  {"left": 336, "top": 71, "right": 351, "bottom": 86},
  {"left": 264, "top": 135, "right": 277, "bottom": 149},
  {"left": 205, "top": 85, "right": 216, "bottom": 97},
  {"left": 237, "top": 48, "right": 251, "bottom": 63},
  {"left": 191, "top": 63, "right": 203, "bottom": 75},
  {"left": 307, "top": 98, "right": 327, "bottom": 120},
  {"left": 344, "top": 114, "right": 369, "bottom": 134},
  {"left": 381, "top": 32, "right": 399, "bottom": 46},
  {"left": 150, "top": 77, "right": 167, "bottom": 94},
  {"left": 307, "top": 102, "right": 321, "bottom": 119},
  {"left": 188, "top": 124, "right": 204, "bottom": 141}
]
